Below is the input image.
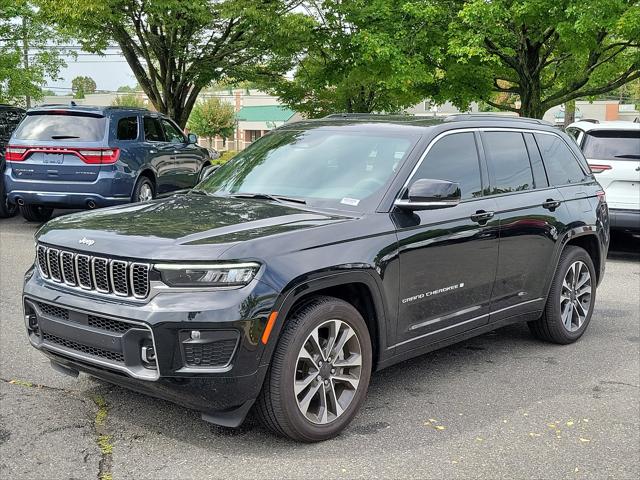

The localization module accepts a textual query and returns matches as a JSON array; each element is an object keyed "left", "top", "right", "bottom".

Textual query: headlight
[{"left": 154, "top": 262, "right": 260, "bottom": 288}]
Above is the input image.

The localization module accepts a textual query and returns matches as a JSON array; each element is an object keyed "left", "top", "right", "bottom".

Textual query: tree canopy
[
  {"left": 0, "top": 0, "right": 65, "bottom": 106},
  {"left": 259, "top": 0, "right": 453, "bottom": 117},
  {"left": 187, "top": 97, "right": 236, "bottom": 145},
  {"left": 440, "top": 0, "right": 640, "bottom": 118},
  {"left": 71, "top": 75, "right": 96, "bottom": 99},
  {"left": 37, "top": 0, "right": 308, "bottom": 127}
]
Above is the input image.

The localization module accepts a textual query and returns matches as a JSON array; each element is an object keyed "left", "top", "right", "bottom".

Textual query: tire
[
  {"left": 528, "top": 246, "right": 596, "bottom": 344},
  {"left": 132, "top": 176, "right": 155, "bottom": 203},
  {"left": 19, "top": 204, "right": 54, "bottom": 223},
  {"left": 255, "top": 296, "right": 373, "bottom": 442},
  {"left": 0, "top": 183, "right": 17, "bottom": 218}
]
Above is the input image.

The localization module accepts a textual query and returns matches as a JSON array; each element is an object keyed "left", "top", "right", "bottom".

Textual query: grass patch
[
  {"left": 97, "top": 434, "right": 114, "bottom": 455},
  {"left": 9, "top": 379, "right": 34, "bottom": 388},
  {"left": 213, "top": 150, "right": 237, "bottom": 165}
]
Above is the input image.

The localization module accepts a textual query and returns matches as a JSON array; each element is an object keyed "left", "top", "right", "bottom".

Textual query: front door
[
  {"left": 393, "top": 131, "right": 500, "bottom": 351},
  {"left": 160, "top": 118, "right": 200, "bottom": 190}
]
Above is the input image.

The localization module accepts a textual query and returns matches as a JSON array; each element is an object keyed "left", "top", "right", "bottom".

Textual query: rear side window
[
  {"left": 413, "top": 132, "right": 483, "bottom": 200},
  {"left": 13, "top": 113, "right": 106, "bottom": 142},
  {"left": 535, "top": 134, "right": 587, "bottom": 185},
  {"left": 143, "top": 117, "right": 164, "bottom": 142},
  {"left": 565, "top": 127, "right": 581, "bottom": 143},
  {"left": 161, "top": 119, "right": 185, "bottom": 144},
  {"left": 483, "top": 132, "right": 533, "bottom": 194},
  {"left": 117, "top": 116, "right": 138, "bottom": 141},
  {"left": 582, "top": 130, "right": 640, "bottom": 161}
]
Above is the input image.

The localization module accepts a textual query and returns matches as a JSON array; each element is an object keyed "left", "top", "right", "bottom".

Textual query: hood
[{"left": 37, "top": 194, "right": 354, "bottom": 261}]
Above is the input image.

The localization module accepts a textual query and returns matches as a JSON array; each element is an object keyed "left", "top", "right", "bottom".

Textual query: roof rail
[
  {"left": 443, "top": 113, "right": 553, "bottom": 126},
  {"left": 580, "top": 118, "right": 599, "bottom": 124},
  {"left": 323, "top": 113, "right": 415, "bottom": 119}
]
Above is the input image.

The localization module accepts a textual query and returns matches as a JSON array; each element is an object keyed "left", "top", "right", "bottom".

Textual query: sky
[{"left": 47, "top": 53, "right": 137, "bottom": 94}]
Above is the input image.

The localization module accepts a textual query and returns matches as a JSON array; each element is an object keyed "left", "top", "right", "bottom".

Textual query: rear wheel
[
  {"left": 528, "top": 246, "right": 596, "bottom": 344},
  {"left": 19, "top": 204, "right": 54, "bottom": 223},
  {"left": 132, "top": 176, "right": 155, "bottom": 203},
  {"left": 0, "top": 182, "right": 17, "bottom": 218},
  {"left": 255, "top": 296, "right": 372, "bottom": 442}
]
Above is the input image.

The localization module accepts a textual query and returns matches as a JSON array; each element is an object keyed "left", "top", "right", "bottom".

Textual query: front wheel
[
  {"left": 255, "top": 296, "right": 372, "bottom": 442},
  {"left": 528, "top": 246, "right": 596, "bottom": 344},
  {"left": 19, "top": 204, "right": 54, "bottom": 223}
]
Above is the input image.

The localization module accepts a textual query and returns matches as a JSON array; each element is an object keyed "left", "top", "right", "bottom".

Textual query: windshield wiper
[
  {"left": 230, "top": 192, "right": 307, "bottom": 205},
  {"left": 50, "top": 135, "right": 80, "bottom": 140},
  {"left": 614, "top": 154, "right": 640, "bottom": 159}
]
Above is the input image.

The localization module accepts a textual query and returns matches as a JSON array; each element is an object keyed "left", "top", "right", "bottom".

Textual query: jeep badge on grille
[{"left": 78, "top": 237, "right": 95, "bottom": 246}]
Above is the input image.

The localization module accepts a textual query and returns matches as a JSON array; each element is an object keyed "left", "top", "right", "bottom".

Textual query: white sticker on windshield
[
  {"left": 394, "top": 151, "right": 405, "bottom": 159},
  {"left": 341, "top": 197, "right": 360, "bottom": 206}
]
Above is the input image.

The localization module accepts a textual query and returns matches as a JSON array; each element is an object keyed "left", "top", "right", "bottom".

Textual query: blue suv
[{"left": 4, "top": 105, "right": 210, "bottom": 222}]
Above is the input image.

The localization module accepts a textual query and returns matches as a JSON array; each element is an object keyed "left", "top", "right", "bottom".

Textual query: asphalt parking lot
[{"left": 1, "top": 212, "right": 638, "bottom": 480}]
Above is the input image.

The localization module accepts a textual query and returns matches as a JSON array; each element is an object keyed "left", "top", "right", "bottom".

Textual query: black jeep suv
[{"left": 23, "top": 114, "right": 609, "bottom": 442}]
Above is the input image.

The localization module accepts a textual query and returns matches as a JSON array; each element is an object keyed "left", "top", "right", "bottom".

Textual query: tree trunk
[{"left": 564, "top": 99, "right": 576, "bottom": 128}]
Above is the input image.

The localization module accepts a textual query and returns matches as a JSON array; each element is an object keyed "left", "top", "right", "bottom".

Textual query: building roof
[{"left": 236, "top": 105, "right": 295, "bottom": 122}]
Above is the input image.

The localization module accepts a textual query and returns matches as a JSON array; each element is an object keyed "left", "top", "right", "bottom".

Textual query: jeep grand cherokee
[{"left": 23, "top": 114, "right": 609, "bottom": 442}]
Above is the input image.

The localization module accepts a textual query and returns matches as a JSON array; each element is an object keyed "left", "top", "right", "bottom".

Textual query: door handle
[
  {"left": 470, "top": 210, "right": 494, "bottom": 223},
  {"left": 542, "top": 199, "right": 561, "bottom": 210}
]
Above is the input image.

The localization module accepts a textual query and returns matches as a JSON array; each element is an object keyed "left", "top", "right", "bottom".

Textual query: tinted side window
[
  {"left": 412, "top": 132, "right": 482, "bottom": 200},
  {"left": 143, "top": 117, "right": 164, "bottom": 142},
  {"left": 565, "top": 127, "right": 581, "bottom": 143},
  {"left": 161, "top": 119, "right": 185, "bottom": 144},
  {"left": 117, "top": 116, "right": 138, "bottom": 141},
  {"left": 535, "top": 134, "right": 587, "bottom": 185},
  {"left": 483, "top": 132, "right": 533, "bottom": 194}
]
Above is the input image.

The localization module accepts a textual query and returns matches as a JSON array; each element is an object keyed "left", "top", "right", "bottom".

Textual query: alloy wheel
[
  {"left": 138, "top": 183, "right": 153, "bottom": 202},
  {"left": 294, "top": 319, "right": 362, "bottom": 425},
  {"left": 560, "top": 260, "right": 592, "bottom": 332}
]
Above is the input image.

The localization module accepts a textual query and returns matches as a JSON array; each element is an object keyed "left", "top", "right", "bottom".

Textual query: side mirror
[
  {"left": 187, "top": 133, "right": 198, "bottom": 144},
  {"left": 395, "top": 179, "right": 461, "bottom": 211}
]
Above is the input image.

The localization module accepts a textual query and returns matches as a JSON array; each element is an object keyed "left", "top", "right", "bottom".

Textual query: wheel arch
[{"left": 262, "top": 271, "right": 390, "bottom": 372}]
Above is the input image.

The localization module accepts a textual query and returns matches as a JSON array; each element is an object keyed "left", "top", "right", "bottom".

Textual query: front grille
[
  {"left": 42, "top": 332, "right": 124, "bottom": 363},
  {"left": 37, "top": 302, "right": 69, "bottom": 320},
  {"left": 37, "top": 244, "right": 150, "bottom": 299},
  {"left": 184, "top": 339, "right": 237, "bottom": 367},
  {"left": 87, "top": 315, "right": 130, "bottom": 333}
]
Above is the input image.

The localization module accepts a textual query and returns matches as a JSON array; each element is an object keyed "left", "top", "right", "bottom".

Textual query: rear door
[
  {"left": 481, "top": 130, "right": 564, "bottom": 321},
  {"left": 8, "top": 111, "right": 108, "bottom": 183},
  {"left": 160, "top": 118, "right": 201, "bottom": 189},
  {"left": 142, "top": 116, "right": 173, "bottom": 193},
  {"left": 581, "top": 130, "right": 640, "bottom": 211}
]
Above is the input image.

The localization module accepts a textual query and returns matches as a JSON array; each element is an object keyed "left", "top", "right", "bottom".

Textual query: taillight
[
  {"left": 77, "top": 149, "right": 120, "bottom": 164},
  {"left": 596, "top": 190, "right": 606, "bottom": 200},
  {"left": 4, "top": 146, "right": 27, "bottom": 161},
  {"left": 589, "top": 164, "right": 612, "bottom": 174}
]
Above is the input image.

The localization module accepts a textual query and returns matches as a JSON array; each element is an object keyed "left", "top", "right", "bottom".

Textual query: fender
[
  {"left": 257, "top": 268, "right": 392, "bottom": 371},
  {"left": 542, "top": 224, "right": 601, "bottom": 304}
]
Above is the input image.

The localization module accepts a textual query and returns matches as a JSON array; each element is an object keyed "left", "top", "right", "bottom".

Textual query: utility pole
[{"left": 22, "top": 16, "right": 31, "bottom": 108}]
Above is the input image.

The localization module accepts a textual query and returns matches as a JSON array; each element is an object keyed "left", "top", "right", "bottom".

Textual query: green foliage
[
  {"left": 37, "top": 0, "right": 310, "bottom": 127},
  {"left": 111, "top": 94, "right": 146, "bottom": 108},
  {"left": 0, "top": 0, "right": 66, "bottom": 106},
  {"left": 216, "top": 150, "right": 237, "bottom": 165},
  {"left": 441, "top": 0, "right": 640, "bottom": 118},
  {"left": 259, "top": 0, "right": 452, "bottom": 117},
  {"left": 71, "top": 75, "right": 96, "bottom": 99},
  {"left": 187, "top": 97, "right": 236, "bottom": 145}
]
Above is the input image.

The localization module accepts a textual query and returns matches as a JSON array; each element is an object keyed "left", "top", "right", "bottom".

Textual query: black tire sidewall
[
  {"left": 275, "top": 299, "right": 372, "bottom": 442},
  {"left": 19, "top": 204, "right": 53, "bottom": 222},
  {"left": 545, "top": 246, "right": 597, "bottom": 343}
]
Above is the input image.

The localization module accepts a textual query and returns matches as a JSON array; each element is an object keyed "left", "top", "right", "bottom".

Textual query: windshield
[
  {"left": 13, "top": 113, "right": 107, "bottom": 142},
  {"left": 196, "top": 129, "right": 419, "bottom": 210},
  {"left": 582, "top": 130, "right": 640, "bottom": 160}
]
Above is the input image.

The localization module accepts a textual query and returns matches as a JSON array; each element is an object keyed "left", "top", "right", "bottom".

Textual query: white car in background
[{"left": 566, "top": 120, "right": 640, "bottom": 232}]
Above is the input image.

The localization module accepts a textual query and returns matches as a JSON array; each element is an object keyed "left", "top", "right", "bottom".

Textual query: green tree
[
  {"left": 187, "top": 97, "right": 236, "bottom": 146},
  {"left": 441, "top": 0, "right": 640, "bottom": 118},
  {"left": 71, "top": 75, "right": 96, "bottom": 99},
  {"left": 38, "top": 0, "right": 308, "bottom": 127},
  {"left": 0, "top": 0, "right": 66, "bottom": 106},
  {"left": 111, "top": 94, "right": 146, "bottom": 108},
  {"left": 260, "top": 0, "right": 451, "bottom": 117}
]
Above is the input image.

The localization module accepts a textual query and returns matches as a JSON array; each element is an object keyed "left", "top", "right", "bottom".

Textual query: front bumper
[
  {"left": 23, "top": 266, "right": 279, "bottom": 420},
  {"left": 609, "top": 208, "right": 640, "bottom": 231}
]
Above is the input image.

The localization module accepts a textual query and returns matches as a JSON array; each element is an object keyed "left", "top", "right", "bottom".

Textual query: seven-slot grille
[{"left": 37, "top": 244, "right": 149, "bottom": 298}]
